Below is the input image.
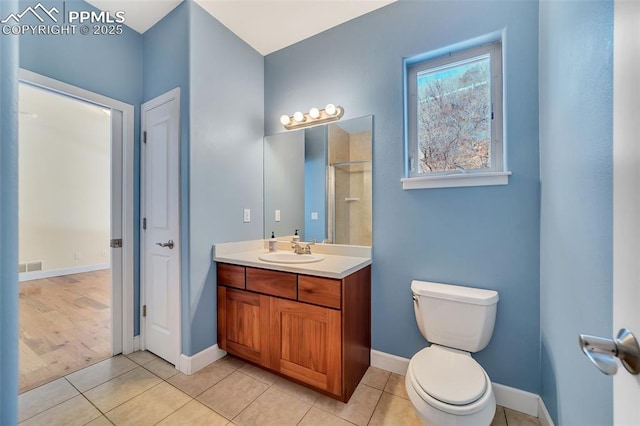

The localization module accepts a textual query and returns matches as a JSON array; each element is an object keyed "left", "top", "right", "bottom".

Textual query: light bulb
[
  {"left": 293, "top": 111, "right": 305, "bottom": 122},
  {"left": 309, "top": 107, "right": 320, "bottom": 119},
  {"left": 280, "top": 115, "right": 291, "bottom": 126},
  {"left": 325, "top": 103, "right": 337, "bottom": 116}
]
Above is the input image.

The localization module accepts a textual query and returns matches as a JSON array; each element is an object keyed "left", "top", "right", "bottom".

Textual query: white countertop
[{"left": 213, "top": 240, "right": 371, "bottom": 279}]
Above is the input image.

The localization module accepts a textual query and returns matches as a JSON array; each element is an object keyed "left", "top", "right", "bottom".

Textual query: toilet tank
[{"left": 411, "top": 280, "right": 499, "bottom": 352}]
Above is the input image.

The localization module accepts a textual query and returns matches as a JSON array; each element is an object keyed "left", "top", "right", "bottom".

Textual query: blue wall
[
  {"left": 142, "top": 0, "right": 263, "bottom": 356},
  {"left": 265, "top": 0, "right": 541, "bottom": 392},
  {"left": 20, "top": 0, "right": 144, "bottom": 334},
  {"left": 19, "top": 0, "right": 142, "bottom": 106},
  {"left": 17, "top": 0, "right": 264, "bottom": 360},
  {"left": 539, "top": 1, "right": 613, "bottom": 424},
  {"left": 142, "top": 0, "right": 190, "bottom": 343},
  {"left": 3, "top": 2, "right": 617, "bottom": 420},
  {"left": 305, "top": 125, "right": 328, "bottom": 242},
  {"left": 187, "top": 1, "right": 264, "bottom": 355},
  {"left": 0, "top": 0, "right": 19, "bottom": 422}
]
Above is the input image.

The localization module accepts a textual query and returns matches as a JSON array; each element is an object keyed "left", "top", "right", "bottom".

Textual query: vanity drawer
[
  {"left": 217, "top": 263, "right": 246, "bottom": 289},
  {"left": 246, "top": 267, "right": 297, "bottom": 300},
  {"left": 298, "top": 275, "right": 341, "bottom": 309}
]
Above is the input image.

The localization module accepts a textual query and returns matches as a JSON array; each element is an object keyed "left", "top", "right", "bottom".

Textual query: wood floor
[{"left": 19, "top": 269, "right": 112, "bottom": 394}]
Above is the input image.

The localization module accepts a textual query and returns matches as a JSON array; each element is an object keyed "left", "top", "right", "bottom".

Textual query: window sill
[{"left": 401, "top": 171, "right": 511, "bottom": 190}]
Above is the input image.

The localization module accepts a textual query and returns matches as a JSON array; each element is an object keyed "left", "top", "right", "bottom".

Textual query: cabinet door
[
  {"left": 219, "top": 287, "right": 270, "bottom": 367},
  {"left": 270, "top": 298, "right": 342, "bottom": 396}
]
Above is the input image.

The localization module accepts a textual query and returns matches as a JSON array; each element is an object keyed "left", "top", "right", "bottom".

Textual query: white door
[
  {"left": 141, "top": 88, "right": 181, "bottom": 366},
  {"left": 613, "top": 0, "right": 640, "bottom": 423}
]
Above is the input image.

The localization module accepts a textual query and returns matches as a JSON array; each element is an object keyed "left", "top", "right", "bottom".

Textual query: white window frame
[{"left": 402, "top": 39, "right": 510, "bottom": 190}]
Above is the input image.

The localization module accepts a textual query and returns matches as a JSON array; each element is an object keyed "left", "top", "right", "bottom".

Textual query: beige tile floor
[{"left": 18, "top": 351, "right": 542, "bottom": 426}]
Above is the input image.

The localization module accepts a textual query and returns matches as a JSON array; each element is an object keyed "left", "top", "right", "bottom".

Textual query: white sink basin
[{"left": 258, "top": 252, "right": 325, "bottom": 264}]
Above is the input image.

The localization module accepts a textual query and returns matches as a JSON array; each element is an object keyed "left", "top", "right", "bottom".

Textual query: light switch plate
[
  {"left": 275, "top": 210, "right": 281, "bottom": 222},
  {"left": 243, "top": 208, "right": 251, "bottom": 223},
  {"left": 311, "top": 212, "right": 318, "bottom": 220}
]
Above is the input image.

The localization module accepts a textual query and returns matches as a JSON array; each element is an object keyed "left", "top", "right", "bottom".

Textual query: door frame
[
  {"left": 613, "top": 0, "right": 640, "bottom": 423},
  {"left": 139, "top": 87, "right": 182, "bottom": 364},
  {"left": 18, "top": 69, "right": 135, "bottom": 355}
]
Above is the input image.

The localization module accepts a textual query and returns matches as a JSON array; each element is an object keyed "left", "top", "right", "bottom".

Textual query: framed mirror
[{"left": 263, "top": 115, "right": 372, "bottom": 246}]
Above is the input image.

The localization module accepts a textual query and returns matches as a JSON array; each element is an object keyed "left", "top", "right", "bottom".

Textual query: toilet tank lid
[{"left": 411, "top": 280, "right": 499, "bottom": 306}]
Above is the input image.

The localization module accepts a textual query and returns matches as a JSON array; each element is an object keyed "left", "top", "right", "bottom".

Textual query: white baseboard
[
  {"left": 371, "top": 349, "right": 410, "bottom": 375},
  {"left": 537, "top": 396, "right": 554, "bottom": 426},
  {"left": 132, "top": 336, "right": 141, "bottom": 353},
  {"left": 370, "top": 349, "right": 553, "bottom": 424},
  {"left": 492, "top": 383, "right": 538, "bottom": 417},
  {"left": 19, "top": 263, "right": 111, "bottom": 282},
  {"left": 177, "top": 344, "right": 227, "bottom": 375}
]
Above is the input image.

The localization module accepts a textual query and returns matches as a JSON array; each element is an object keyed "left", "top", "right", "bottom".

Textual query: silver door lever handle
[
  {"left": 579, "top": 328, "right": 640, "bottom": 375},
  {"left": 156, "top": 240, "right": 174, "bottom": 249}
]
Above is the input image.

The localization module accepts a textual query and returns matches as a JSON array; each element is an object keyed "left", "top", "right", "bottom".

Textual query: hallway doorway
[
  {"left": 18, "top": 83, "right": 112, "bottom": 393},
  {"left": 17, "top": 71, "right": 136, "bottom": 393}
]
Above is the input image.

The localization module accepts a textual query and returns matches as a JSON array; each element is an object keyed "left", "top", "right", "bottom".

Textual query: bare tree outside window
[
  {"left": 405, "top": 41, "right": 504, "bottom": 188},
  {"left": 417, "top": 57, "right": 491, "bottom": 173}
]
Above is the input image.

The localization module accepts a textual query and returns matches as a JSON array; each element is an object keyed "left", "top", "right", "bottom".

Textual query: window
[{"left": 403, "top": 41, "right": 509, "bottom": 189}]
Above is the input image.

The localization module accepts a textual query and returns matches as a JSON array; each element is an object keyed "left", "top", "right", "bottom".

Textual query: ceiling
[
  {"left": 19, "top": 84, "right": 111, "bottom": 139},
  {"left": 84, "top": 0, "right": 396, "bottom": 55}
]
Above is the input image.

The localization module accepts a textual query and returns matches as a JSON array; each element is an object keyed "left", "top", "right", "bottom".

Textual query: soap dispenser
[
  {"left": 269, "top": 232, "right": 277, "bottom": 252},
  {"left": 292, "top": 229, "right": 300, "bottom": 243}
]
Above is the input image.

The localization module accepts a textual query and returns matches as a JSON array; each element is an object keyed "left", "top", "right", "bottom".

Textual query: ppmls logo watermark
[{"left": 2, "top": 2, "right": 126, "bottom": 36}]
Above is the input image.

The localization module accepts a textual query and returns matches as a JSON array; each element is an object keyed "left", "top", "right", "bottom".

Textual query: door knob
[
  {"left": 579, "top": 328, "right": 640, "bottom": 375},
  {"left": 156, "top": 240, "right": 174, "bottom": 249}
]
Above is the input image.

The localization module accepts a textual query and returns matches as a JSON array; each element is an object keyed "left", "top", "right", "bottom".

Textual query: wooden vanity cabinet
[
  {"left": 216, "top": 263, "right": 371, "bottom": 402},
  {"left": 217, "top": 286, "right": 270, "bottom": 366},
  {"left": 270, "top": 297, "right": 342, "bottom": 396}
]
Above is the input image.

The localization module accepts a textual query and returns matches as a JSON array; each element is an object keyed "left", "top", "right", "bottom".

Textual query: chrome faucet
[
  {"left": 304, "top": 241, "right": 315, "bottom": 254},
  {"left": 292, "top": 240, "right": 315, "bottom": 254}
]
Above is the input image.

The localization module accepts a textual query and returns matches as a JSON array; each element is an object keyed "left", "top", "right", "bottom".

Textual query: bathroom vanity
[{"left": 214, "top": 240, "right": 371, "bottom": 402}]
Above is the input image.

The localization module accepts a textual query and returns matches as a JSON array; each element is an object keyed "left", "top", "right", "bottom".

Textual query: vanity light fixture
[
  {"left": 309, "top": 107, "right": 320, "bottom": 119},
  {"left": 293, "top": 111, "right": 305, "bottom": 122},
  {"left": 280, "top": 103, "right": 344, "bottom": 130}
]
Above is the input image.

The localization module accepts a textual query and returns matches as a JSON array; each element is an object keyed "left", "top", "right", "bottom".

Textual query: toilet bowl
[
  {"left": 406, "top": 280, "right": 499, "bottom": 426},
  {"left": 406, "top": 345, "right": 495, "bottom": 425}
]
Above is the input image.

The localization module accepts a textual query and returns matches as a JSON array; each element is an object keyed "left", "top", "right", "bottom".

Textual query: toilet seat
[
  {"left": 412, "top": 345, "right": 487, "bottom": 405},
  {"left": 407, "top": 345, "right": 493, "bottom": 416}
]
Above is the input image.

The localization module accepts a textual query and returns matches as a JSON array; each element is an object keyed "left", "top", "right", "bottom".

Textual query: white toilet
[{"left": 406, "top": 280, "right": 499, "bottom": 426}]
